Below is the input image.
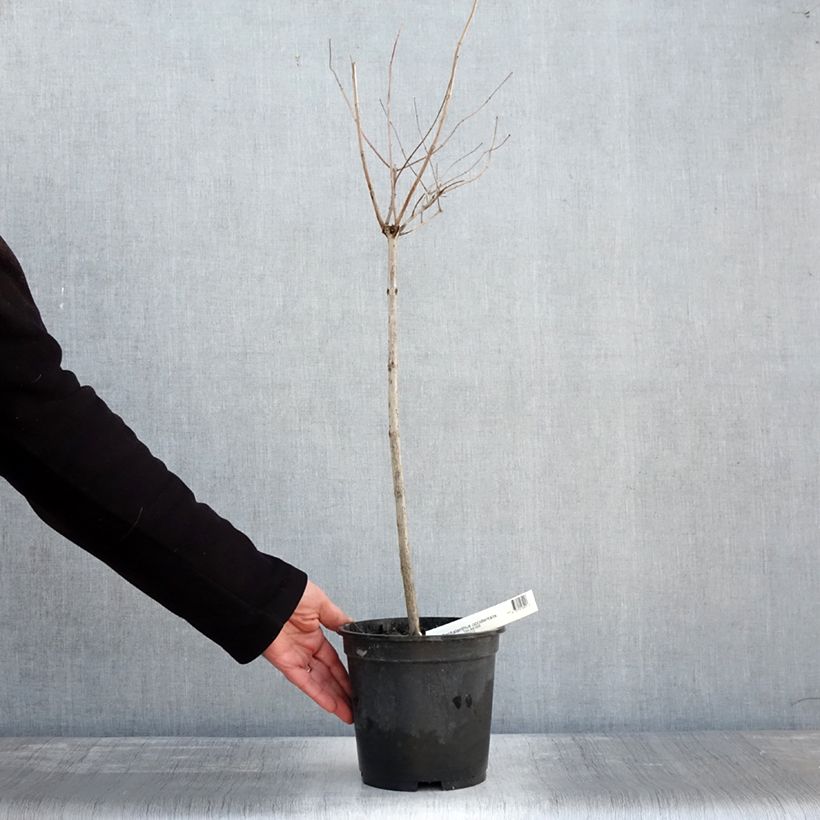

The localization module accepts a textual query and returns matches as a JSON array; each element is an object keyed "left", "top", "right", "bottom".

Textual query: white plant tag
[{"left": 425, "top": 590, "right": 538, "bottom": 636}]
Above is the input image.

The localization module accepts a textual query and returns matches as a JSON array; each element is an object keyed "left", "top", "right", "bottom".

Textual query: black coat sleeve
[{"left": 0, "top": 235, "right": 307, "bottom": 663}]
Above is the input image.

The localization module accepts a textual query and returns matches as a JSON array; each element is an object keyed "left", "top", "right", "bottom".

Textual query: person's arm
[{"left": 0, "top": 235, "right": 307, "bottom": 664}]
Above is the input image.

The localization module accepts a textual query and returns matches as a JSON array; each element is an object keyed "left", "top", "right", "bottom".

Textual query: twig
[
  {"left": 386, "top": 28, "right": 401, "bottom": 222},
  {"left": 434, "top": 71, "right": 513, "bottom": 158},
  {"left": 440, "top": 140, "right": 485, "bottom": 179},
  {"left": 395, "top": 0, "right": 480, "bottom": 224},
  {"left": 402, "top": 118, "right": 510, "bottom": 229},
  {"left": 351, "top": 62, "right": 386, "bottom": 229},
  {"left": 413, "top": 98, "right": 444, "bottom": 201},
  {"left": 394, "top": 96, "right": 447, "bottom": 183},
  {"left": 380, "top": 98, "right": 436, "bottom": 202},
  {"left": 329, "top": 41, "right": 390, "bottom": 169}
]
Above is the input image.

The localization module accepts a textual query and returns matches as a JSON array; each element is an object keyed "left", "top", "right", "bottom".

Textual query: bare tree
[{"left": 330, "top": 0, "right": 510, "bottom": 636}]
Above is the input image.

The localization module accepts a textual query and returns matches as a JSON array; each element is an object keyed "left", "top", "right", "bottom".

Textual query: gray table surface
[{"left": 2, "top": 732, "right": 820, "bottom": 819}]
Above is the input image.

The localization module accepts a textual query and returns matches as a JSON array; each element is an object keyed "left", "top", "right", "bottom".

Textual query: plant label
[{"left": 425, "top": 590, "right": 538, "bottom": 636}]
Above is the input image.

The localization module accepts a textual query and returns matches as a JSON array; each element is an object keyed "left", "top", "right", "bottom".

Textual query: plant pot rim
[{"left": 338, "top": 617, "right": 505, "bottom": 641}]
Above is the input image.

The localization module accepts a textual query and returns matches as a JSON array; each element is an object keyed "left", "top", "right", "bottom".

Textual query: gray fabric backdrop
[{"left": 1, "top": 0, "right": 818, "bottom": 737}]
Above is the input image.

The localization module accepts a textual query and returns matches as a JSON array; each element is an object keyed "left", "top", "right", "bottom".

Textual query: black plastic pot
[{"left": 339, "top": 617, "right": 503, "bottom": 791}]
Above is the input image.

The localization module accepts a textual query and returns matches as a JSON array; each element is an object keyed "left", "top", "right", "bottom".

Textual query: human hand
[{"left": 262, "top": 580, "right": 354, "bottom": 724}]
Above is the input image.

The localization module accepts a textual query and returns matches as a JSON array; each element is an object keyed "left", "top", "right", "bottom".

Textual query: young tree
[{"left": 330, "top": 0, "right": 510, "bottom": 636}]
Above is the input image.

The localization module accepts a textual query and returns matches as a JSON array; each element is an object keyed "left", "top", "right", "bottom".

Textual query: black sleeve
[{"left": 0, "top": 235, "right": 307, "bottom": 663}]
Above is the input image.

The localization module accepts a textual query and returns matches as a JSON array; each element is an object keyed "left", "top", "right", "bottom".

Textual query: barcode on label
[{"left": 511, "top": 594, "right": 528, "bottom": 611}]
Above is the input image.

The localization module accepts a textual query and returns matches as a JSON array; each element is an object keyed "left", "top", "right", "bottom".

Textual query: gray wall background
[{"left": 1, "top": 0, "right": 818, "bottom": 736}]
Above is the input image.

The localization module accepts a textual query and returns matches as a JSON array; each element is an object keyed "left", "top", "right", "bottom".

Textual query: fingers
[
  {"left": 305, "top": 653, "right": 349, "bottom": 706},
  {"left": 282, "top": 661, "right": 353, "bottom": 724},
  {"left": 315, "top": 635, "right": 353, "bottom": 697},
  {"left": 281, "top": 665, "right": 337, "bottom": 715},
  {"left": 309, "top": 658, "right": 353, "bottom": 722}
]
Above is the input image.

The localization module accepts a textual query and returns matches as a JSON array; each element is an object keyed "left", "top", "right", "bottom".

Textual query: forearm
[{"left": 0, "top": 236, "right": 306, "bottom": 663}]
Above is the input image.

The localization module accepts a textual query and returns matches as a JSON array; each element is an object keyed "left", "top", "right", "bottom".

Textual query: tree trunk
[{"left": 386, "top": 232, "right": 421, "bottom": 636}]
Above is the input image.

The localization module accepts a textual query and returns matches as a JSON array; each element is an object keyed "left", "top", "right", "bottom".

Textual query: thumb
[{"left": 318, "top": 594, "right": 353, "bottom": 631}]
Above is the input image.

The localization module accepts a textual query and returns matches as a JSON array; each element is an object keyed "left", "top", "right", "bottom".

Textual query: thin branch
[
  {"left": 394, "top": 96, "right": 447, "bottom": 183},
  {"left": 440, "top": 140, "right": 484, "bottom": 179},
  {"left": 386, "top": 28, "right": 401, "bottom": 222},
  {"left": 436, "top": 123, "right": 510, "bottom": 196},
  {"left": 393, "top": 70, "right": 513, "bottom": 177},
  {"left": 401, "top": 120, "right": 510, "bottom": 230},
  {"left": 328, "top": 40, "right": 353, "bottom": 108},
  {"left": 435, "top": 138, "right": 510, "bottom": 201},
  {"left": 379, "top": 100, "right": 408, "bottom": 161},
  {"left": 351, "top": 61, "right": 386, "bottom": 229},
  {"left": 408, "top": 188, "right": 431, "bottom": 221},
  {"left": 329, "top": 40, "right": 390, "bottom": 169},
  {"left": 393, "top": 5, "right": 482, "bottom": 185},
  {"left": 398, "top": 207, "right": 444, "bottom": 236},
  {"left": 395, "top": 0, "right": 479, "bottom": 225},
  {"left": 446, "top": 117, "right": 506, "bottom": 180},
  {"left": 380, "top": 98, "right": 435, "bottom": 202},
  {"left": 433, "top": 71, "right": 512, "bottom": 159},
  {"left": 413, "top": 97, "right": 443, "bottom": 200},
  {"left": 407, "top": 175, "right": 445, "bottom": 225}
]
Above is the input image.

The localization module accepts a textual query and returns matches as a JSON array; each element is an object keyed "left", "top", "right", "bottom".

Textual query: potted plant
[{"left": 331, "top": 0, "right": 512, "bottom": 791}]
